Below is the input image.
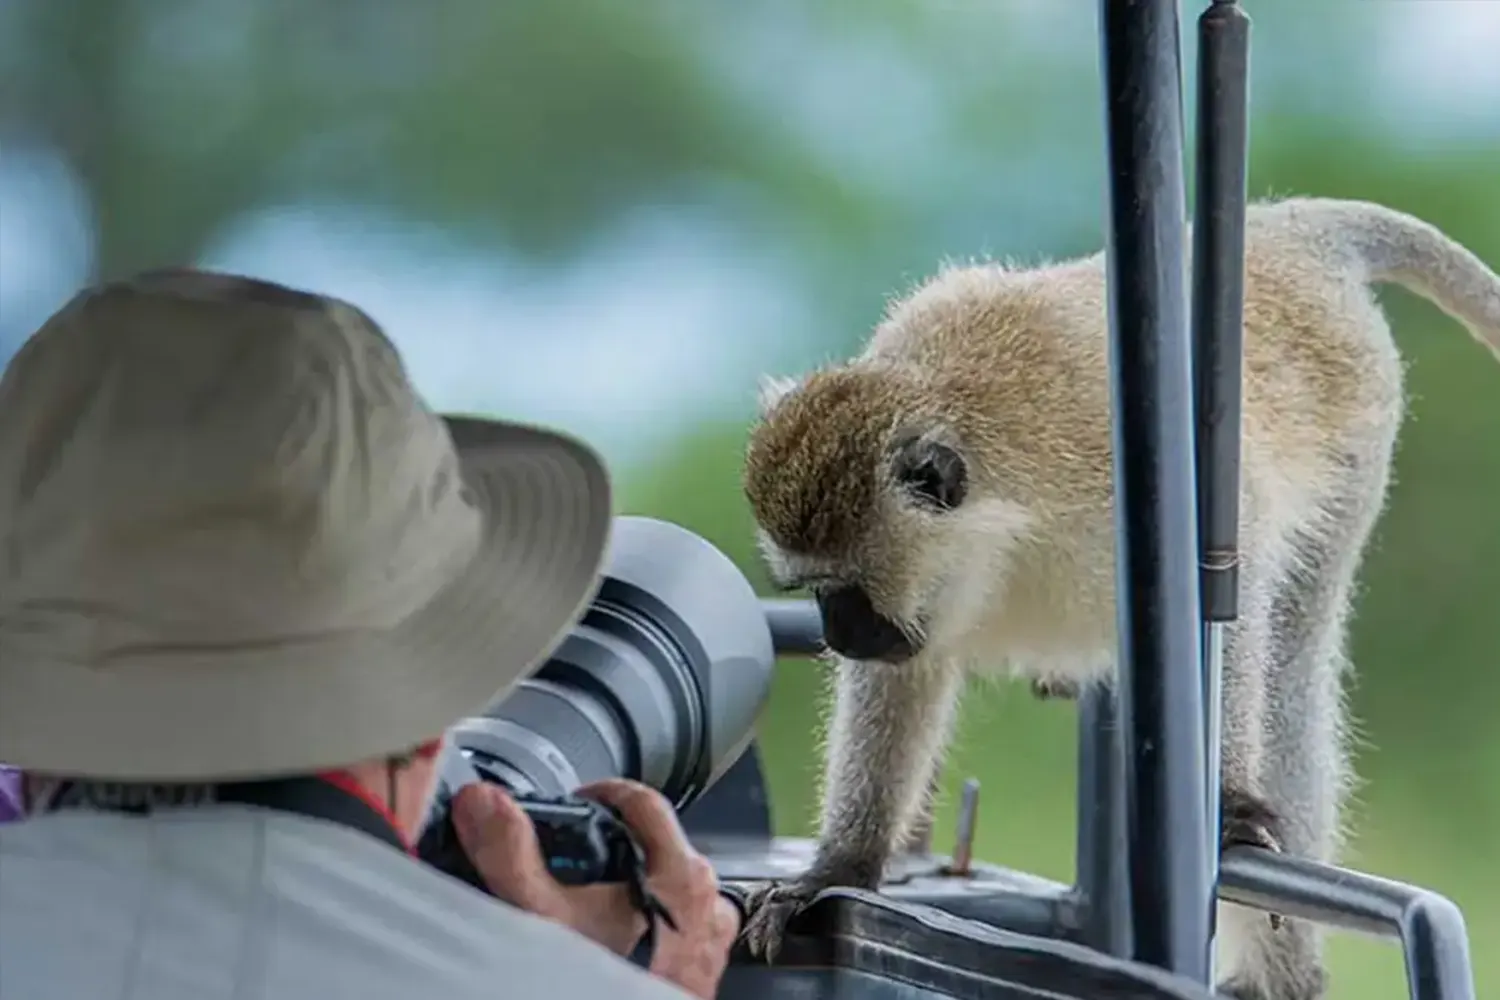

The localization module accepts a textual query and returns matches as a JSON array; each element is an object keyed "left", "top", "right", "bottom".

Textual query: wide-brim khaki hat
[{"left": 0, "top": 269, "right": 612, "bottom": 781}]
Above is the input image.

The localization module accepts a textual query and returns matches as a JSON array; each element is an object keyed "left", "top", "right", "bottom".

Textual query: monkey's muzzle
[{"left": 815, "top": 584, "right": 921, "bottom": 663}]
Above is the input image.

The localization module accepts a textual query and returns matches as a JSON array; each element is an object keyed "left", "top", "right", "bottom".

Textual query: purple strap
[{"left": 0, "top": 767, "right": 24, "bottom": 823}]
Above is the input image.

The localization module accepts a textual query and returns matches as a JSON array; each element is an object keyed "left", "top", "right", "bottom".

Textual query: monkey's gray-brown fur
[{"left": 739, "top": 198, "right": 1500, "bottom": 1000}]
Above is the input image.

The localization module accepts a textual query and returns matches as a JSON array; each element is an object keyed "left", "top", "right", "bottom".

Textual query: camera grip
[{"left": 414, "top": 808, "right": 489, "bottom": 892}]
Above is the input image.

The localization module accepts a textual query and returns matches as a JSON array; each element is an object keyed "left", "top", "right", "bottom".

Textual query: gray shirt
[{"left": 0, "top": 806, "right": 694, "bottom": 1000}]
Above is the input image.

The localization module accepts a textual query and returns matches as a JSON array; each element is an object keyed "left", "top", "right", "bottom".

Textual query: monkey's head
[{"left": 744, "top": 365, "right": 1032, "bottom": 665}]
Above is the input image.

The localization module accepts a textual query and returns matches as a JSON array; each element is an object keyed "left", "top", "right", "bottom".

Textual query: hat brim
[{"left": 0, "top": 416, "right": 612, "bottom": 781}]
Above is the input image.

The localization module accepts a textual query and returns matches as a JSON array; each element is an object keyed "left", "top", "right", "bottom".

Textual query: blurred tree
[{"left": 0, "top": 0, "right": 885, "bottom": 278}]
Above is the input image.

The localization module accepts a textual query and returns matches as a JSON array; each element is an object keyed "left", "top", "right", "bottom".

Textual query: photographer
[{"left": 0, "top": 270, "right": 739, "bottom": 1000}]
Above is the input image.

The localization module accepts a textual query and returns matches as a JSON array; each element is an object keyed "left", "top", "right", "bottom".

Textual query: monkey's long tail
[{"left": 1271, "top": 197, "right": 1500, "bottom": 364}]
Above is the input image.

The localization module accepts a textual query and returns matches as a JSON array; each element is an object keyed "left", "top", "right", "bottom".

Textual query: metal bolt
[{"left": 947, "top": 778, "right": 980, "bottom": 876}]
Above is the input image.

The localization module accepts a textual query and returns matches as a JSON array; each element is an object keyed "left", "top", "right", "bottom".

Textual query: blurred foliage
[
  {"left": 2, "top": 1, "right": 1497, "bottom": 998},
  {"left": 0, "top": 0, "right": 886, "bottom": 276}
]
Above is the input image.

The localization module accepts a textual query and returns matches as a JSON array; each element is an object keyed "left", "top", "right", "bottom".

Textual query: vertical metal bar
[
  {"left": 1200, "top": 630, "right": 1226, "bottom": 950},
  {"left": 1098, "top": 0, "right": 1213, "bottom": 983},
  {"left": 1191, "top": 0, "right": 1252, "bottom": 974},
  {"left": 1074, "top": 688, "right": 1133, "bottom": 959},
  {"left": 1404, "top": 897, "right": 1477, "bottom": 1000}
]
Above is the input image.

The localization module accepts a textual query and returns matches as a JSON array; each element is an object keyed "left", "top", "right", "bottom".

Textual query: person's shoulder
[
  {"left": 2, "top": 809, "right": 691, "bottom": 999},
  {"left": 361, "top": 844, "right": 690, "bottom": 997},
  {"left": 259, "top": 811, "right": 692, "bottom": 998}
]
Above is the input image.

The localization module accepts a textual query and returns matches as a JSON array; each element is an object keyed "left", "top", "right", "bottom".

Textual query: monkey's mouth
[{"left": 815, "top": 584, "right": 926, "bottom": 664}]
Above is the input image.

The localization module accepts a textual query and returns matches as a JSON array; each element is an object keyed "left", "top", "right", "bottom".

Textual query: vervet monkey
[{"left": 740, "top": 198, "right": 1500, "bottom": 1000}]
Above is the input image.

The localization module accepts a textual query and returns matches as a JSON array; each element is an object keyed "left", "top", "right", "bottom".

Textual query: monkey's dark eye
[{"left": 893, "top": 440, "right": 967, "bottom": 511}]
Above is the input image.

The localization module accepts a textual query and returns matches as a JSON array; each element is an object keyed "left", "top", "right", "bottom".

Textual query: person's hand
[
  {"left": 450, "top": 782, "right": 647, "bottom": 954},
  {"left": 452, "top": 779, "right": 741, "bottom": 1000},
  {"left": 576, "top": 780, "right": 742, "bottom": 999}
]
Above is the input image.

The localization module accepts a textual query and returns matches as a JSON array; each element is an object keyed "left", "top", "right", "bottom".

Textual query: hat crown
[{"left": 0, "top": 270, "right": 480, "bottom": 657}]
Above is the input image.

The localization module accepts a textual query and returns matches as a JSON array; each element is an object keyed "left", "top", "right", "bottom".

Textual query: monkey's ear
[
  {"left": 756, "top": 373, "right": 802, "bottom": 413},
  {"left": 892, "top": 438, "right": 967, "bottom": 511}
]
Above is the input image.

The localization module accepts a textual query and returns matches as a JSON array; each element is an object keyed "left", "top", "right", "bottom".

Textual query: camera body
[{"left": 416, "top": 781, "right": 645, "bottom": 892}]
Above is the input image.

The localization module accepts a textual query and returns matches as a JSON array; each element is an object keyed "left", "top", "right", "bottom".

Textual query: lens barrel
[{"left": 441, "top": 516, "right": 776, "bottom": 809}]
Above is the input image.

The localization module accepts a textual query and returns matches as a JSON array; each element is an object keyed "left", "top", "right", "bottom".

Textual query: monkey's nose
[{"left": 815, "top": 584, "right": 920, "bottom": 663}]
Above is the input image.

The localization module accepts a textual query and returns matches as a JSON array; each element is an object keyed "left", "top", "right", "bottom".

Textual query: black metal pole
[
  {"left": 1193, "top": 0, "right": 1250, "bottom": 623},
  {"left": 1191, "top": 0, "right": 1251, "bottom": 949},
  {"left": 1074, "top": 688, "right": 1132, "bottom": 959},
  {"left": 1098, "top": 0, "right": 1213, "bottom": 983}
]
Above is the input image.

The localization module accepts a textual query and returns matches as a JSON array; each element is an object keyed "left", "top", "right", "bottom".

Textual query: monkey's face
[{"left": 744, "top": 368, "right": 1024, "bottom": 664}]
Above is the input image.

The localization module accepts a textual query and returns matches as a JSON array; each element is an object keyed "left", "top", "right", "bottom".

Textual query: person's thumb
[{"left": 451, "top": 783, "right": 559, "bottom": 915}]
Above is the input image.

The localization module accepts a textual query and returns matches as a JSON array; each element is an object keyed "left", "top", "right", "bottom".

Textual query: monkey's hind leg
[
  {"left": 740, "top": 657, "right": 966, "bottom": 962},
  {"left": 1211, "top": 566, "right": 1299, "bottom": 998},
  {"left": 1217, "top": 484, "right": 1383, "bottom": 1000}
]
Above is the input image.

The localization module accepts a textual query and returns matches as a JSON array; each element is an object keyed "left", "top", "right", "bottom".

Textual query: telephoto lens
[{"left": 420, "top": 513, "right": 775, "bottom": 839}]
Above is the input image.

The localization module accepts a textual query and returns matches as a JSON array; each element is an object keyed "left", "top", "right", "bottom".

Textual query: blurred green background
[{"left": 2, "top": 2, "right": 1496, "bottom": 997}]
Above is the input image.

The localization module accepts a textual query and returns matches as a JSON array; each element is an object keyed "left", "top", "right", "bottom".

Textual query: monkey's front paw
[
  {"left": 739, "top": 878, "right": 828, "bottom": 963},
  {"left": 1220, "top": 787, "right": 1288, "bottom": 929},
  {"left": 1031, "top": 677, "right": 1082, "bottom": 701}
]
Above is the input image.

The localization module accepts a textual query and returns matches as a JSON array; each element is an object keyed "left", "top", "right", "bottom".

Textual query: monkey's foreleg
[
  {"left": 811, "top": 658, "right": 967, "bottom": 881},
  {"left": 740, "top": 657, "right": 966, "bottom": 961}
]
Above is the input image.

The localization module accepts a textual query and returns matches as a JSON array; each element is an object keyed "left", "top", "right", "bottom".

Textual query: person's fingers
[
  {"left": 712, "top": 893, "right": 743, "bottom": 940},
  {"left": 565, "top": 884, "right": 652, "bottom": 955},
  {"left": 652, "top": 889, "right": 741, "bottom": 950},
  {"left": 452, "top": 783, "right": 562, "bottom": 916},
  {"left": 648, "top": 895, "right": 742, "bottom": 999},
  {"left": 573, "top": 779, "right": 693, "bottom": 876}
]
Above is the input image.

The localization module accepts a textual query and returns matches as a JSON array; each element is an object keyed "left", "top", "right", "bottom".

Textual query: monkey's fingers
[
  {"left": 1220, "top": 789, "right": 1288, "bottom": 930},
  {"left": 740, "top": 904, "right": 791, "bottom": 963},
  {"left": 1030, "top": 677, "right": 1082, "bottom": 701},
  {"left": 739, "top": 881, "right": 820, "bottom": 963},
  {"left": 1220, "top": 791, "right": 1284, "bottom": 854}
]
